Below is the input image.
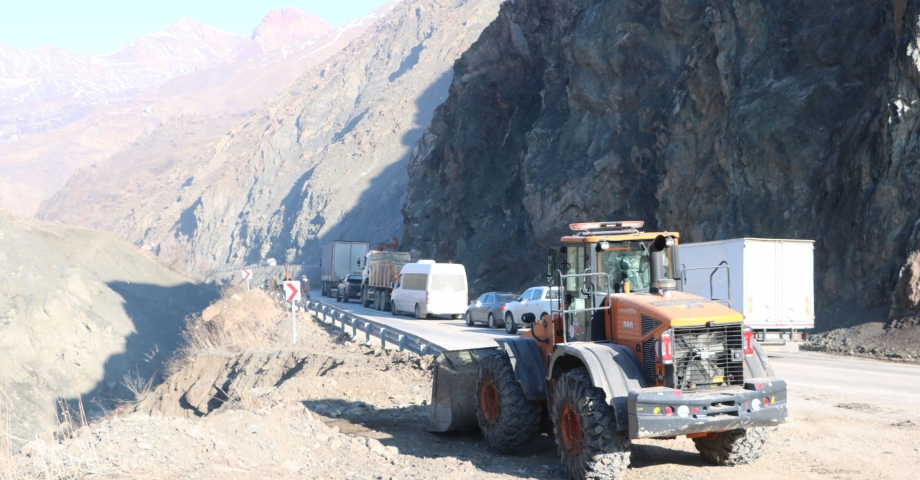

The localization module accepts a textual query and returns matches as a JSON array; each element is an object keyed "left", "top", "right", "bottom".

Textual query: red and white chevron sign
[
  {"left": 241, "top": 269, "right": 252, "bottom": 280},
  {"left": 283, "top": 281, "right": 299, "bottom": 302}
]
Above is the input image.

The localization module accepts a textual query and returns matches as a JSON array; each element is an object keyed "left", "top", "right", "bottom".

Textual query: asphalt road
[
  {"left": 310, "top": 290, "right": 523, "bottom": 351},
  {"left": 767, "top": 349, "right": 920, "bottom": 407}
]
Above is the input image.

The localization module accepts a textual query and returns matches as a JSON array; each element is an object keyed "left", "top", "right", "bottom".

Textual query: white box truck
[
  {"left": 676, "top": 238, "right": 814, "bottom": 342},
  {"left": 321, "top": 241, "right": 369, "bottom": 297}
]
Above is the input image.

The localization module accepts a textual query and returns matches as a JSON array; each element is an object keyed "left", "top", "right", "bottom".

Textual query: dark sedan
[
  {"left": 336, "top": 275, "right": 363, "bottom": 303},
  {"left": 465, "top": 292, "right": 518, "bottom": 329}
]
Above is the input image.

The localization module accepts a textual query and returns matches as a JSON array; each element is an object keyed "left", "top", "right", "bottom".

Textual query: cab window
[{"left": 598, "top": 241, "right": 671, "bottom": 292}]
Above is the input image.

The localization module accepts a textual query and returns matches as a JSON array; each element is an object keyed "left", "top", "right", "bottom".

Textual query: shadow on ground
[
  {"left": 301, "top": 398, "right": 565, "bottom": 479},
  {"left": 64, "top": 280, "right": 218, "bottom": 417}
]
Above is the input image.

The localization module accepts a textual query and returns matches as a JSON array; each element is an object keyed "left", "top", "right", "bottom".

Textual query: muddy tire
[
  {"left": 552, "top": 368, "right": 630, "bottom": 480},
  {"left": 475, "top": 351, "right": 541, "bottom": 452},
  {"left": 693, "top": 427, "right": 769, "bottom": 466}
]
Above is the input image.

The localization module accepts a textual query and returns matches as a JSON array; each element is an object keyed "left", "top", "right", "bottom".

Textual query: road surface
[{"left": 311, "top": 289, "right": 522, "bottom": 351}]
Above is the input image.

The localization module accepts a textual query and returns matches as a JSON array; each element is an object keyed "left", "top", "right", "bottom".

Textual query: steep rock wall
[{"left": 404, "top": 0, "right": 920, "bottom": 311}]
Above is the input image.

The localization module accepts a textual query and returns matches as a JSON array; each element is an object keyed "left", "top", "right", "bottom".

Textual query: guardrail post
[
  {"left": 379, "top": 328, "right": 387, "bottom": 349},
  {"left": 398, "top": 335, "right": 406, "bottom": 352},
  {"left": 340, "top": 315, "right": 347, "bottom": 333},
  {"left": 350, "top": 318, "right": 358, "bottom": 337},
  {"left": 364, "top": 323, "right": 372, "bottom": 345}
]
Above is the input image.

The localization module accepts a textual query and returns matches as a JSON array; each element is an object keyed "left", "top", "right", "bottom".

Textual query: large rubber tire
[
  {"left": 336, "top": 290, "right": 341, "bottom": 302},
  {"left": 415, "top": 304, "right": 423, "bottom": 319},
  {"left": 475, "top": 351, "right": 541, "bottom": 452},
  {"left": 693, "top": 427, "right": 769, "bottom": 466},
  {"left": 362, "top": 288, "right": 371, "bottom": 308},
  {"left": 466, "top": 311, "right": 474, "bottom": 326},
  {"left": 391, "top": 302, "right": 399, "bottom": 316},
  {"left": 488, "top": 313, "right": 497, "bottom": 329},
  {"left": 505, "top": 313, "right": 517, "bottom": 334},
  {"left": 552, "top": 368, "right": 630, "bottom": 480},
  {"left": 343, "top": 291, "right": 349, "bottom": 303}
]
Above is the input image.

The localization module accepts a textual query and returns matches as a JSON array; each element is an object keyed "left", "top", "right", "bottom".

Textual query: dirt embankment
[
  {"left": 0, "top": 210, "right": 216, "bottom": 449},
  {"left": 5, "top": 288, "right": 539, "bottom": 479}
]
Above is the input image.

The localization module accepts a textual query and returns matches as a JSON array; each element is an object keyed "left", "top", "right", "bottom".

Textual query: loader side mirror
[{"left": 521, "top": 313, "right": 536, "bottom": 325}]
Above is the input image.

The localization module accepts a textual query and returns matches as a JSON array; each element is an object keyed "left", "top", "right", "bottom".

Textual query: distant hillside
[
  {"left": 1, "top": 7, "right": 373, "bottom": 216},
  {"left": 40, "top": 0, "right": 502, "bottom": 281},
  {"left": 0, "top": 209, "right": 216, "bottom": 447}
]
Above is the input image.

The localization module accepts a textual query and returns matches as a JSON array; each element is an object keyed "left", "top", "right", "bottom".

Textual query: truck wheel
[
  {"left": 343, "top": 291, "right": 349, "bottom": 303},
  {"left": 415, "top": 304, "right": 423, "bottom": 319},
  {"left": 466, "top": 311, "right": 474, "bottom": 326},
  {"left": 552, "top": 368, "right": 630, "bottom": 480},
  {"left": 362, "top": 288, "right": 371, "bottom": 308},
  {"left": 488, "top": 313, "right": 497, "bottom": 329},
  {"left": 336, "top": 290, "right": 341, "bottom": 302},
  {"left": 693, "top": 427, "right": 769, "bottom": 466},
  {"left": 391, "top": 302, "right": 398, "bottom": 316},
  {"left": 504, "top": 313, "right": 517, "bottom": 334},
  {"left": 476, "top": 351, "right": 541, "bottom": 452}
]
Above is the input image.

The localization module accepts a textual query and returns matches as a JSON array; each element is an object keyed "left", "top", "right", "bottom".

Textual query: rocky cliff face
[
  {"left": 41, "top": 0, "right": 502, "bottom": 281},
  {"left": 403, "top": 0, "right": 920, "bottom": 312}
]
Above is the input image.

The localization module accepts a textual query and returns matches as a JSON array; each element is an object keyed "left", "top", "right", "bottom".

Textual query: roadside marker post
[
  {"left": 284, "top": 281, "right": 300, "bottom": 344},
  {"left": 241, "top": 269, "right": 252, "bottom": 290}
]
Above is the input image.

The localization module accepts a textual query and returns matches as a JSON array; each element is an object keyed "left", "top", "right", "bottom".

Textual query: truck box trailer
[
  {"left": 360, "top": 250, "right": 412, "bottom": 310},
  {"left": 676, "top": 238, "right": 814, "bottom": 341},
  {"left": 321, "top": 241, "right": 369, "bottom": 297}
]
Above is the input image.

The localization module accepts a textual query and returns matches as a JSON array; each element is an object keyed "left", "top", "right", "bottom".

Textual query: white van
[{"left": 391, "top": 260, "right": 468, "bottom": 319}]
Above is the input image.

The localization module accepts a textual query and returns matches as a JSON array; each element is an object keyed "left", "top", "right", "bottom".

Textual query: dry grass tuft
[
  {"left": 1, "top": 394, "right": 108, "bottom": 480},
  {"left": 121, "top": 367, "right": 157, "bottom": 403}
]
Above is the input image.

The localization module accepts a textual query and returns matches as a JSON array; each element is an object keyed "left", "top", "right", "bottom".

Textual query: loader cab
[{"left": 545, "top": 221, "right": 680, "bottom": 343}]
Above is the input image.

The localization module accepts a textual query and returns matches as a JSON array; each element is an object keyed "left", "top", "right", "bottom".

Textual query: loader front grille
[{"left": 672, "top": 324, "right": 744, "bottom": 391}]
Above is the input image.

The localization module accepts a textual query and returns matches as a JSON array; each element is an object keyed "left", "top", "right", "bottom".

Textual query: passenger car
[
  {"left": 503, "top": 286, "right": 561, "bottom": 334},
  {"left": 465, "top": 292, "right": 517, "bottom": 328},
  {"left": 336, "top": 275, "right": 363, "bottom": 303}
]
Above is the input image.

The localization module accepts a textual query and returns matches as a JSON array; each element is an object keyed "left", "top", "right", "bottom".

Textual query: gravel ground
[{"left": 8, "top": 304, "right": 920, "bottom": 479}]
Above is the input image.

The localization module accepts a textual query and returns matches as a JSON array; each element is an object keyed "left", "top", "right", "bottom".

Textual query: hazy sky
[{"left": 0, "top": 1, "right": 392, "bottom": 55}]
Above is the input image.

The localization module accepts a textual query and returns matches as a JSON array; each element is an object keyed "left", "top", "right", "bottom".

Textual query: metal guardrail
[
  {"left": 209, "top": 263, "right": 309, "bottom": 275},
  {"left": 305, "top": 300, "right": 445, "bottom": 357}
]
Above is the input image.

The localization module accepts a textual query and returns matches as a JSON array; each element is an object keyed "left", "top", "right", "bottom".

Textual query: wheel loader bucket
[{"left": 427, "top": 347, "right": 497, "bottom": 432}]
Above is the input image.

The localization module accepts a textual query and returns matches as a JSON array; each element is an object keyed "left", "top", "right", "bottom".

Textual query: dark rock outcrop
[{"left": 404, "top": 0, "right": 920, "bottom": 310}]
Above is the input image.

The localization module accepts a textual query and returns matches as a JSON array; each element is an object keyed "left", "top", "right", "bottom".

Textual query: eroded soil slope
[{"left": 0, "top": 210, "right": 216, "bottom": 446}]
